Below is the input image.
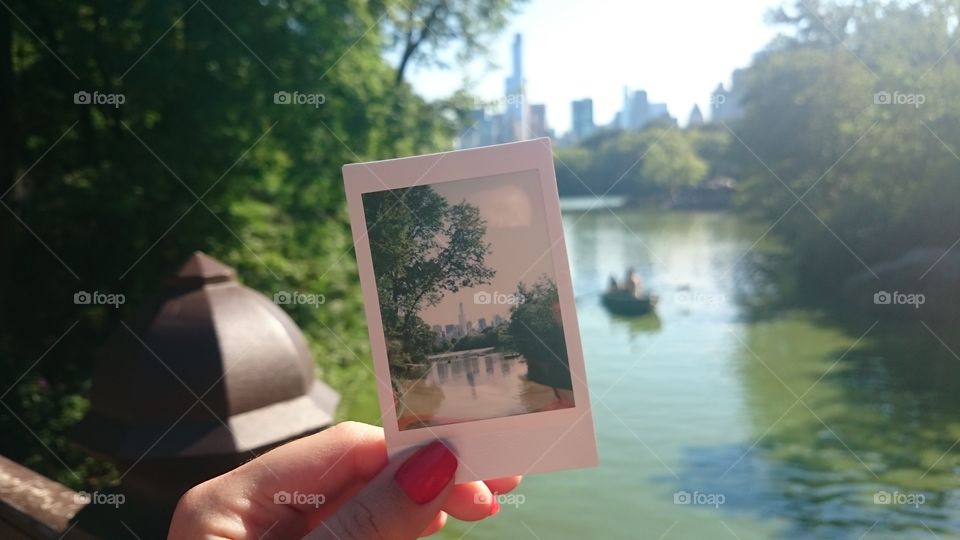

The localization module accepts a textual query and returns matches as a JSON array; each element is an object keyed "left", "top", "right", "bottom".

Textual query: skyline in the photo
[{"left": 418, "top": 171, "right": 557, "bottom": 329}]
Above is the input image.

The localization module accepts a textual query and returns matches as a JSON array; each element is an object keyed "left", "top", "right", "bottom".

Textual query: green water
[{"left": 439, "top": 206, "right": 960, "bottom": 539}]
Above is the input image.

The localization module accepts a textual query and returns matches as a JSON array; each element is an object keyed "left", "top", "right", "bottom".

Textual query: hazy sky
[
  {"left": 405, "top": 0, "right": 783, "bottom": 134},
  {"left": 419, "top": 169, "right": 556, "bottom": 328}
]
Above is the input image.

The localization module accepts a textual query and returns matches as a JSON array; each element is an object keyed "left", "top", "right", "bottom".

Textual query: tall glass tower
[{"left": 503, "top": 33, "right": 527, "bottom": 142}]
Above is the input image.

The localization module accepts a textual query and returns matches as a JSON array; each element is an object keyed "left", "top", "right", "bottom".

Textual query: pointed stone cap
[
  {"left": 166, "top": 251, "right": 235, "bottom": 288},
  {"left": 74, "top": 250, "right": 339, "bottom": 460}
]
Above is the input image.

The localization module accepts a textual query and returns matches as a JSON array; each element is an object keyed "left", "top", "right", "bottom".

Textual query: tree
[
  {"left": 640, "top": 128, "right": 708, "bottom": 197},
  {"left": 730, "top": 0, "right": 960, "bottom": 290},
  {"left": 0, "top": 0, "right": 473, "bottom": 488},
  {"left": 687, "top": 125, "right": 734, "bottom": 179},
  {"left": 451, "top": 327, "right": 499, "bottom": 351},
  {"left": 507, "top": 276, "right": 571, "bottom": 390},
  {"left": 385, "top": 0, "right": 528, "bottom": 84},
  {"left": 555, "top": 127, "right": 709, "bottom": 200},
  {"left": 363, "top": 186, "right": 495, "bottom": 363}
]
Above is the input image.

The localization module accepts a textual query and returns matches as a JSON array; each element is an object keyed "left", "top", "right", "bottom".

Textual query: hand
[{"left": 168, "top": 421, "right": 521, "bottom": 539}]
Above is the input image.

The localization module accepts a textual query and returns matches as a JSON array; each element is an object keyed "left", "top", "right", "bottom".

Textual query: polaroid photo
[{"left": 343, "top": 138, "right": 597, "bottom": 482}]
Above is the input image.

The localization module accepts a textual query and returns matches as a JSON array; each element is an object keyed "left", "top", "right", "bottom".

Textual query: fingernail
[
  {"left": 490, "top": 495, "right": 500, "bottom": 515},
  {"left": 394, "top": 441, "right": 458, "bottom": 504}
]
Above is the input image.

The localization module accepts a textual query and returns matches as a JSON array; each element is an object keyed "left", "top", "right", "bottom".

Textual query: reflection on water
[
  {"left": 396, "top": 350, "right": 567, "bottom": 430},
  {"left": 438, "top": 208, "right": 960, "bottom": 540}
]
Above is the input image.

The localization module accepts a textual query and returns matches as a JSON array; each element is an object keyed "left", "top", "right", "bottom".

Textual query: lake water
[
  {"left": 438, "top": 206, "right": 960, "bottom": 539},
  {"left": 396, "top": 352, "right": 568, "bottom": 429}
]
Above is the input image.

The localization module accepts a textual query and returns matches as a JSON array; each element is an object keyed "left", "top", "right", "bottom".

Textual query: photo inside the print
[{"left": 361, "top": 170, "right": 576, "bottom": 430}]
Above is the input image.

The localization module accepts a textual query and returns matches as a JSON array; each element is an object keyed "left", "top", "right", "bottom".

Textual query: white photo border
[{"left": 343, "top": 138, "right": 598, "bottom": 482}]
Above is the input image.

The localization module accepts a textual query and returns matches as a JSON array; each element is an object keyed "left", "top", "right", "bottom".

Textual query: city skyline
[
  {"left": 405, "top": 0, "right": 780, "bottom": 134},
  {"left": 432, "top": 309, "right": 506, "bottom": 342},
  {"left": 455, "top": 28, "right": 751, "bottom": 148}
]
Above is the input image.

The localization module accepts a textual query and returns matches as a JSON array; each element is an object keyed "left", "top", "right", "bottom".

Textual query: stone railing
[
  {"left": 0, "top": 455, "right": 87, "bottom": 539},
  {"left": 1, "top": 253, "right": 340, "bottom": 539}
]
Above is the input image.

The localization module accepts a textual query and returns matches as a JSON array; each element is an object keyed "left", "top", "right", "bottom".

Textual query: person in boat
[
  {"left": 624, "top": 267, "right": 644, "bottom": 298},
  {"left": 607, "top": 275, "right": 619, "bottom": 294}
]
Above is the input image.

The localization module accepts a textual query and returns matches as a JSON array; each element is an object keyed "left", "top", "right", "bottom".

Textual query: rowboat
[{"left": 601, "top": 290, "right": 658, "bottom": 316}]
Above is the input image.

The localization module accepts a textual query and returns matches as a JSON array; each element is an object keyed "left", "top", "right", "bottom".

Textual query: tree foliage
[
  {"left": 730, "top": 0, "right": 960, "bottom": 288},
  {"left": 363, "top": 186, "right": 495, "bottom": 365},
  {"left": 641, "top": 128, "right": 708, "bottom": 191},
  {"left": 555, "top": 127, "right": 709, "bottom": 199},
  {"left": 507, "top": 276, "right": 571, "bottom": 390},
  {"left": 0, "top": 0, "right": 485, "bottom": 488}
]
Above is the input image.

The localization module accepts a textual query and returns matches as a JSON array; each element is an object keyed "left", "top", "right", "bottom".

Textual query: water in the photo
[
  {"left": 395, "top": 348, "right": 571, "bottom": 429},
  {"left": 361, "top": 172, "right": 577, "bottom": 430}
]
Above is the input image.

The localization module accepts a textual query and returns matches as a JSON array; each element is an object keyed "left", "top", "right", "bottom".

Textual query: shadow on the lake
[
  {"left": 607, "top": 312, "right": 662, "bottom": 338},
  {"left": 703, "top": 250, "right": 960, "bottom": 537},
  {"left": 670, "top": 309, "right": 960, "bottom": 536},
  {"left": 661, "top": 440, "right": 959, "bottom": 539}
]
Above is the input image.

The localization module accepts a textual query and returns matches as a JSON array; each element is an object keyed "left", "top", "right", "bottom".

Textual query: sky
[
  {"left": 418, "top": 170, "right": 557, "bottom": 329},
  {"left": 404, "top": 0, "right": 784, "bottom": 134}
]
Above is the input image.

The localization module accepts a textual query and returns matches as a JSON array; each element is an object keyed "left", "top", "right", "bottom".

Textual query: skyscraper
[
  {"left": 445, "top": 324, "right": 460, "bottom": 339},
  {"left": 622, "top": 87, "right": 649, "bottom": 130},
  {"left": 572, "top": 98, "right": 595, "bottom": 141},
  {"left": 503, "top": 33, "right": 527, "bottom": 143},
  {"left": 688, "top": 104, "right": 705, "bottom": 126},
  {"left": 455, "top": 33, "right": 531, "bottom": 149},
  {"left": 618, "top": 86, "right": 675, "bottom": 131},
  {"left": 527, "top": 103, "right": 548, "bottom": 139},
  {"left": 460, "top": 108, "right": 488, "bottom": 148},
  {"left": 458, "top": 302, "right": 466, "bottom": 336},
  {"left": 711, "top": 69, "right": 746, "bottom": 123},
  {"left": 478, "top": 318, "right": 487, "bottom": 331}
]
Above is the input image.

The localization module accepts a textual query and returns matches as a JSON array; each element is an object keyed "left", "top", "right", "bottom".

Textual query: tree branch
[{"left": 395, "top": 0, "right": 447, "bottom": 85}]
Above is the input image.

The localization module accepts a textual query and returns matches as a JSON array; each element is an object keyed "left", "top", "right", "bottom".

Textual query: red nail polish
[
  {"left": 394, "top": 441, "right": 458, "bottom": 504},
  {"left": 490, "top": 495, "right": 500, "bottom": 515}
]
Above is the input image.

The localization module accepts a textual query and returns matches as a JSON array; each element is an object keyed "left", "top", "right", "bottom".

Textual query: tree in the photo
[
  {"left": 364, "top": 186, "right": 495, "bottom": 368},
  {"left": 507, "top": 276, "right": 572, "bottom": 390}
]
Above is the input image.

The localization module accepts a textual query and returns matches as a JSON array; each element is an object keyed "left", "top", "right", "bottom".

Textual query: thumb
[{"left": 306, "top": 442, "right": 458, "bottom": 540}]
